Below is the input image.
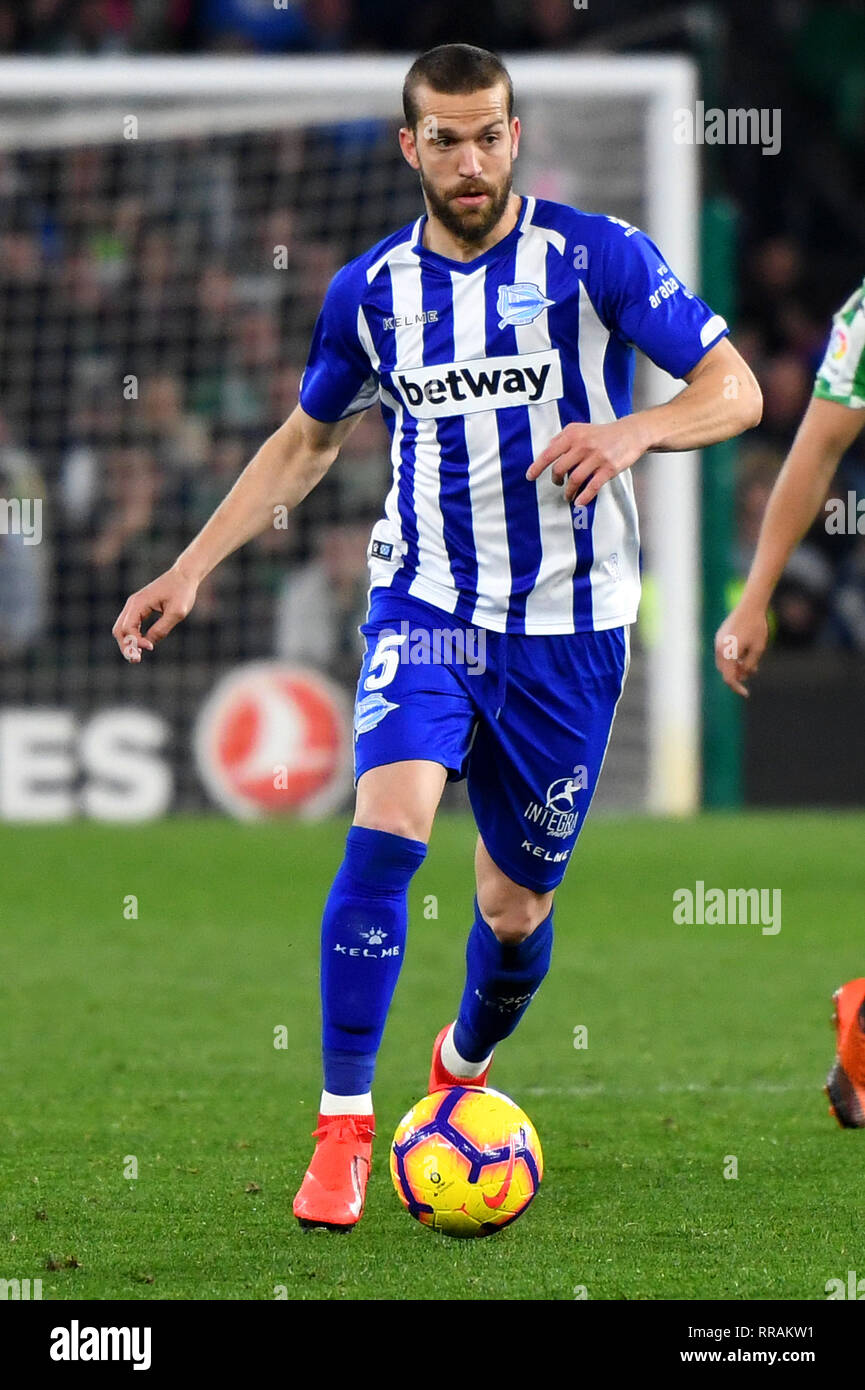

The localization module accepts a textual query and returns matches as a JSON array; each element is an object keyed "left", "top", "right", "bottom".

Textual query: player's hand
[
  {"left": 526, "top": 418, "right": 651, "bottom": 506},
  {"left": 112, "top": 563, "right": 199, "bottom": 663},
  {"left": 714, "top": 600, "right": 769, "bottom": 698}
]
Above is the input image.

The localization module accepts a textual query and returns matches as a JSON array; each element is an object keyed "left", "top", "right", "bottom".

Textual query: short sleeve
[
  {"left": 300, "top": 264, "right": 379, "bottom": 423},
  {"left": 592, "top": 218, "right": 729, "bottom": 380},
  {"left": 813, "top": 280, "right": 865, "bottom": 410}
]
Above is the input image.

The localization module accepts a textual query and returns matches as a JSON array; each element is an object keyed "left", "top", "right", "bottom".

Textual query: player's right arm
[
  {"left": 714, "top": 398, "right": 864, "bottom": 695},
  {"left": 114, "top": 253, "right": 377, "bottom": 663},
  {"left": 111, "top": 404, "right": 362, "bottom": 662}
]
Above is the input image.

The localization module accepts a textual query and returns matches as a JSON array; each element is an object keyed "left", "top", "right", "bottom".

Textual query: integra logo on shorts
[
  {"left": 392, "top": 348, "right": 562, "bottom": 419},
  {"left": 523, "top": 768, "right": 587, "bottom": 839}
]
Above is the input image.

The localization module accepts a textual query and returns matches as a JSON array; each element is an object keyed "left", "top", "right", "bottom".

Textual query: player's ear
[
  {"left": 399, "top": 125, "right": 420, "bottom": 171},
  {"left": 510, "top": 115, "right": 521, "bottom": 160}
]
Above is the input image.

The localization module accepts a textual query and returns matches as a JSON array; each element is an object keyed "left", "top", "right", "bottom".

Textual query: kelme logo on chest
[{"left": 392, "top": 348, "right": 562, "bottom": 418}]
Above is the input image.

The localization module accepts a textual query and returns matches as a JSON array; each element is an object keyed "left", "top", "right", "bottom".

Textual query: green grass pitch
[{"left": 1, "top": 810, "right": 862, "bottom": 1302}]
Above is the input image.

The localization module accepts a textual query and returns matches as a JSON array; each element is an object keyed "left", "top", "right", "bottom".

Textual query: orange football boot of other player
[{"left": 826, "top": 979, "right": 865, "bottom": 1128}]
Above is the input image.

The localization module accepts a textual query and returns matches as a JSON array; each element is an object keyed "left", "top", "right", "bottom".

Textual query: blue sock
[
  {"left": 321, "top": 826, "right": 427, "bottom": 1097},
  {"left": 453, "top": 901, "right": 553, "bottom": 1064}
]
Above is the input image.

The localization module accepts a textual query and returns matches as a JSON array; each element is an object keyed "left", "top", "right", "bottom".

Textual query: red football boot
[
  {"left": 293, "top": 1113, "right": 375, "bottom": 1231},
  {"left": 826, "top": 979, "right": 865, "bottom": 1128},
  {"left": 429, "top": 1023, "right": 493, "bottom": 1093}
]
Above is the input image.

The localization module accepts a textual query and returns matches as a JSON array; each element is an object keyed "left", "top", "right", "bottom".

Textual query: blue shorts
[{"left": 353, "top": 591, "right": 630, "bottom": 893}]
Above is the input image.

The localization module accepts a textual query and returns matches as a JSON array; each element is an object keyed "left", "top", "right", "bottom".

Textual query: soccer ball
[{"left": 390, "top": 1086, "right": 543, "bottom": 1238}]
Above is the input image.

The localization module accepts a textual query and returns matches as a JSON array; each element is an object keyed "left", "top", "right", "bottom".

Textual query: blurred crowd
[
  {"left": 1, "top": 0, "right": 865, "bottom": 680},
  {"left": 0, "top": 1, "right": 624, "bottom": 57},
  {"left": 0, "top": 125, "right": 409, "bottom": 677}
]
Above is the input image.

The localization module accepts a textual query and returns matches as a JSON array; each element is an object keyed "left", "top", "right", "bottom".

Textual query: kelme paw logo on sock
[{"left": 361, "top": 927, "right": 387, "bottom": 946}]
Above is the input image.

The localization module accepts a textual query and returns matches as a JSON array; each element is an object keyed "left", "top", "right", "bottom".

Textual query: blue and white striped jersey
[{"left": 300, "top": 195, "right": 727, "bottom": 634}]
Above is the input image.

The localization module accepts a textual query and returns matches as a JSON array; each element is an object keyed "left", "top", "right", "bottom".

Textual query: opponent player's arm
[
  {"left": 527, "top": 337, "right": 762, "bottom": 505},
  {"left": 112, "top": 404, "right": 363, "bottom": 661},
  {"left": 714, "top": 397, "right": 865, "bottom": 696}
]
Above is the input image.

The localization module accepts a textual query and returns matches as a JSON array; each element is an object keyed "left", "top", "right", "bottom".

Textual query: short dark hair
[{"left": 402, "top": 43, "right": 514, "bottom": 130}]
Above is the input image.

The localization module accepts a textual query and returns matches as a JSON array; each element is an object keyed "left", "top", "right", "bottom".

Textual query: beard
[{"left": 419, "top": 165, "right": 514, "bottom": 246}]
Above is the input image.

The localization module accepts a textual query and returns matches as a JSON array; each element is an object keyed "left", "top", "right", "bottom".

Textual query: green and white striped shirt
[{"left": 814, "top": 277, "right": 865, "bottom": 409}]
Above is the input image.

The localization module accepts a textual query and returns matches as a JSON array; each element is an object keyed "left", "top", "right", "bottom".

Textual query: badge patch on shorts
[{"left": 354, "top": 692, "right": 399, "bottom": 736}]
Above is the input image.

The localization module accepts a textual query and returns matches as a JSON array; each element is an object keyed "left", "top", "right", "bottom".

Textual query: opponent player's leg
[
  {"left": 430, "top": 838, "right": 554, "bottom": 1089},
  {"left": 294, "top": 759, "right": 446, "bottom": 1232}
]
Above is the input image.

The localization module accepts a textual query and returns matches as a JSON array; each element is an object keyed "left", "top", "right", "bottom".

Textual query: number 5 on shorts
[{"left": 363, "top": 631, "right": 407, "bottom": 691}]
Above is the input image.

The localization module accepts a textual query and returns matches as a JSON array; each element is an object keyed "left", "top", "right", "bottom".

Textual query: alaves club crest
[{"left": 497, "top": 282, "right": 554, "bottom": 329}]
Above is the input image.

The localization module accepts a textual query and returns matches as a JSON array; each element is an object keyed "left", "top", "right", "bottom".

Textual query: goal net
[{"left": 0, "top": 55, "right": 700, "bottom": 818}]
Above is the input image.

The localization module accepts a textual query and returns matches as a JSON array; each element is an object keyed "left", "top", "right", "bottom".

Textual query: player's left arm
[{"left": 527, "top": 336, "right": 761, "bottom": 506}]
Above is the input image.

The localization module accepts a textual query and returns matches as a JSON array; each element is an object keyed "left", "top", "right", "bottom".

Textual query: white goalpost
[{"left": 0, "top": 54, "right": 701, "bottom": 816}]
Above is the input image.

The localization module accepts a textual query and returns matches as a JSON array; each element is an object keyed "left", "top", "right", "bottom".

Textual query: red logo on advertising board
[{"left": 194, "top": 663, "right": 352, "bottom": 819}]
